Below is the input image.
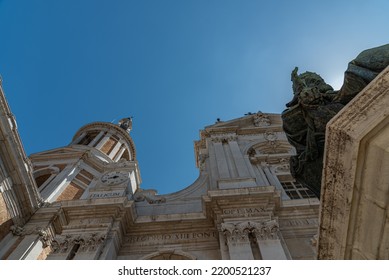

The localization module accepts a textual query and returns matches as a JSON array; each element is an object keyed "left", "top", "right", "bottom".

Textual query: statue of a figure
[
  {"left": 118, "top": 117, "right": 133, "bottom": 132},
  {"left": 282, "top": 44, "right": 389, "bottom": 198}
]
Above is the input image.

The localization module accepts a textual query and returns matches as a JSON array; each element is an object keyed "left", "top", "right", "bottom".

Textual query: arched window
[{"left": 34, "top": 167, "right": 60, "bottom": 192}]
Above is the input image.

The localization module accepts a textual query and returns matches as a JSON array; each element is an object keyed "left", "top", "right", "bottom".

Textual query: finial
[{"left": 118, "top": 117, "right": 133, "bottom": 132}]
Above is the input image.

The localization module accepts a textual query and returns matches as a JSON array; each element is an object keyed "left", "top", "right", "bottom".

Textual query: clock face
[{"left": 100, "top": 171, "right": 129, "bottom": 186}]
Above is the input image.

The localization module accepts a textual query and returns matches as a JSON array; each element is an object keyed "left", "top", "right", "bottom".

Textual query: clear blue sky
[{"left": 0, "top": 0, "right": 388, "bottom": 194}]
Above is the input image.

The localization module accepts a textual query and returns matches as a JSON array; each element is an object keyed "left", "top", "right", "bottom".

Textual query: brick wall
[
  {"left": 101, "top": 138, "right": 117, "bottom": 154},
  {"left": 56, "top": 182, "right": 84, "bottom": 201},
  {"left": 0, "top": 192, "right": 13, "bottom": 240}
]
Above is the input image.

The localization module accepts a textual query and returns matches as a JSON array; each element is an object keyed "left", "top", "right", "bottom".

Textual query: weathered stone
[{"left": 282, "top": 44, "right": 389, "bottom": 197}]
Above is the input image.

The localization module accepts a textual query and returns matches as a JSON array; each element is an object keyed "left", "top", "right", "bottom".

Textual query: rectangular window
[{"left": 281, "top": 181, "right": 316, "bottom": 199}]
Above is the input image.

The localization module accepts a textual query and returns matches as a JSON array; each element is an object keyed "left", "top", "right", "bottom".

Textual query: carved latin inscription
[
  {"left": 127, "top": 231, "right": 218, "bottom": 245},
  {"left": 222, "top": 207, "right": 268, "bottom": 217}
]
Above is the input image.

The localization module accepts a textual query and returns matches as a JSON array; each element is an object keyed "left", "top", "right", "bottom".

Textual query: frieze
[
  {"left": 210, "top": 134, "right": 238, "bottom": 143},
  {"left": 127, "top": 231, "right": 218, "bottom": 245},
  {"left": 68, "top": 217, "right": 112, "bottom": 227}
]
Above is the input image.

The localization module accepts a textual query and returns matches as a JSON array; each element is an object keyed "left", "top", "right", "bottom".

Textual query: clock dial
[{"left": 101, "top": 171, "right": 129, "bottom": 186}]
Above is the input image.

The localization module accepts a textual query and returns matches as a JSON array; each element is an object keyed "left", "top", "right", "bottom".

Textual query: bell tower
[{"left": 30, "top": 117, "right": 141, "bottom": 203}]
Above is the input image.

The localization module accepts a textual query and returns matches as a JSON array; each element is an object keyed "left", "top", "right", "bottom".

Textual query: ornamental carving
[
  {"left": 263, "top": 132, "right": 280, "bottom": 153},
  {"left": 247, "top": 147, "right": 256, "bottom": 157},
  {"left": 253, "top": 113, "right": 271, "bottom": 127},
  {"left": 221, "top": 222, "right": 250, "bottom": 243},
  {"left": 210, "top": 134, "right": 237, "bottom": 143},
  {"left": 133, "top": 189, "right": 166, "bottom": 204},
  {"left": 10, "top": 225, "right": 53, "bottom": 248},
  {"left": 252, "top": 220, "right": 280, "bottom": 240},
  {"left": 198, "top": 154, "right": 209, "bottom": 171},
  {"left": 275, "top": 158, "right": 290, "bottom": 173},
  {"left": 221, "top": 220, "right": 280, "bottom": 243},
  {"left": 51, "top": 233, "right": 106, "bottom": 253},
  {"left": 10, "top": 225, "right": 25, "bottom": 236}
]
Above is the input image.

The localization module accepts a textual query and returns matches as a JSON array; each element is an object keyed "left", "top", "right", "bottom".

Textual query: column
[
  {"left": 42, "top": 164, "right": 80, "bottom": 202},
  {"left": 88, "top": 131, "right": 105, "bottom": 147},
  {"left": 256, "top": 165, "right": 271, "bottom": 185},
  {"left": 0, "top": 233, "right": 19, "bottom": 259},
  {"left": 49, "top": 232, "right": 107, "bottom": 260},
  {"left": 213, "top": 142, "right": 230, "bottom": 179},
  {"left": 71, "top": 132, "right": 87, "bottom": 145},
  {"left": 228, "top": 141, "right": 251, "bottom": 178},
  {"left": 262, "top": 163, "right": 289, "bottom": 199},
  {"left": 99, "top": 228, "right": 120, "bottom": 260},
  {"left": 218, "top": 231, "right": 230, "bottom": 260},
  {"left": 253, "top": 220, "right": 288, "bottom": 260},
  {"left": 113, "top": 145, "right": 126, "bottom": 161},
  {"left": 95, "top": 133, "right": 112, "bottom": 150},
  {"left": 221, "top": 222, "right": 254, "bottom": 260},
  {"left": 245, "top": 156, "right": 268, "bottom": 186},
  {"left": 7, "top": 227, "right": 51, "bottom": 260},
  {"left": 269, "top": 167, "right": 290, "bottom": 200},
  {"left": 108, "top": 142, "right": 123, "bottom": 159}
]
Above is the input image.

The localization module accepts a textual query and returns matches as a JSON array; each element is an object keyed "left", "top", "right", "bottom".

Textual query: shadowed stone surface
[{"left": 282, "top": 44, "right": 389, "bottom": 197}]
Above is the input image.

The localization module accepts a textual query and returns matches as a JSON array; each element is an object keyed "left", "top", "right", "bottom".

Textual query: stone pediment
[{"left": 205, "top": 112, "right": 281, "bottom": 133}]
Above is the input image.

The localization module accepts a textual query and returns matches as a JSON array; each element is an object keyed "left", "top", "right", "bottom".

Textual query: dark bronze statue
[{"left": 282, "top": 44, "right": 389, "bottom": 198}]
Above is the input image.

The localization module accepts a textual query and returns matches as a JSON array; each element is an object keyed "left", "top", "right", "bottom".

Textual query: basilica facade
[
  {"left": 0, "top": 82, "right": 319, "bottom": 260},
  {"left": 1, "top": 64, "right": 388, "bottom": 260}
]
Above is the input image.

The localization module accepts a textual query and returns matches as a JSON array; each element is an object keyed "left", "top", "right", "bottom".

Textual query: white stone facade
[{"left": 0, "top": 103, "right": 320, "bottom": 259}]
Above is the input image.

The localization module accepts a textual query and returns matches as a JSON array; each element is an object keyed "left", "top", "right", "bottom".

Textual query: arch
[
  {"left": 243, "top": 139, "right": 294, "bottom": 156},
  {"left": 78, "top": 130, "right": 100, "bottom": 145},
  {"left": 140, "top": 249, "right": 197, "bottom": 260},
  {"left": 33, "top": 166, "right": 60, "bottom": 190}
]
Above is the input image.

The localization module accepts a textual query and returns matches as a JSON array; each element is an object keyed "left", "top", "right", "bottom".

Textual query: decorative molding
[
  {"left": 210, "top": 134, "right": 238, "bottom": 143},
  {"left": 133, "top": 189, "right": 166, "bottom": 204},
  {"left": 198, "top": 154, "right": 208, "bottom": 171},
  {"left": 253, "top": 113, "right": 271, "bottom": 127},
  {"left": 102, "top": 158, "right": 136, "bottom": 168},
  {"left": 10, "top": 225, "right": 53, "bottom": 247},
  {"left": 51, "top": 232, "right": 106, "bottom": 253},
  {"left": 252, "top": 220, "right": 280, "bottom": 241},
  {"left": 221, "top": 222, "right": 250, "bottom": 243},
  {"left": 274, "top": 158, "right": 290, "bottom": 173},
  {"left": 221, "top": 220, "right": 280, "bottom": 244},
  {"left": 279, "top": 218, "right": 318, "bottom": 227}
]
